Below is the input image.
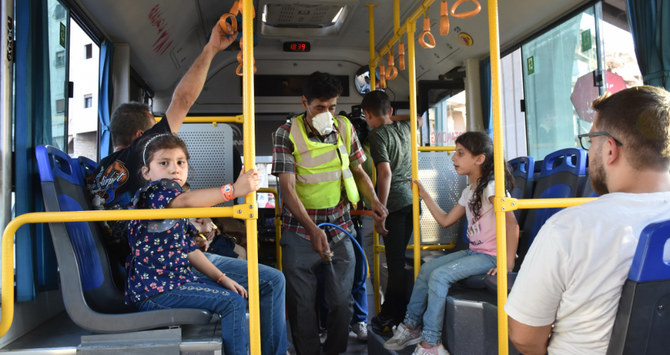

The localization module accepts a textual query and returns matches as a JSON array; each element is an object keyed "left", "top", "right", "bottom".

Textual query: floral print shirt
[{"left": 125, "top": 179, "right": 199, "bottom": 304}]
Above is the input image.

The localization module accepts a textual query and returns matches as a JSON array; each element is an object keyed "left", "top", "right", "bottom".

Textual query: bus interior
[{"left": 0, "top": 0, "right": 667, "bottom": 354}]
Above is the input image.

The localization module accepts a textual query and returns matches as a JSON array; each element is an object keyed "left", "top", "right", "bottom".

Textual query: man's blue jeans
[
  {"left": 138, "top": 279, "right": 248, "bottom": 355},
  {"left": 139, "top": 253, "right": 288, "bottom": 355},
  {"left": 403, "top": 249, "right": 496, "bottom": 345},
  {"left": 197, "top": 253, "right": 288, "bottom": 355}
]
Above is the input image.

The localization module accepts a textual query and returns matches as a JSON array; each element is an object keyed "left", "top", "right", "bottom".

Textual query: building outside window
[
  {"left": 83, "top": 94, "right": 92, "bottom": 108},
  {"left": 85, "top": 43, "right": 92, "bottom": 59}
]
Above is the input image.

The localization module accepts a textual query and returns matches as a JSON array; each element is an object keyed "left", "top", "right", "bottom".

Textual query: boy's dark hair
[
  {"left": 592, "top": 85, "right": 670, "bottom": 171},
  {"left": 455, "top": 131, "right": 514, "bottom": 219},
  {"left": 302, "top": 71, "right": 343, "bottom": 104},
  {"left": 360, "top": 90, "right": 391, "bottom": 117},
  {"left": 140, "top": 134, "right": 190, "bottom": 177},
  {"left": 110, "top": 102, "right": 154, "bottom": 148}
]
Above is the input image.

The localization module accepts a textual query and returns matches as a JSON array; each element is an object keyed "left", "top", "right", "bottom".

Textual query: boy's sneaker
[
  {"left": 383, "top": 323, "right": 422, "bottom": 350},
  {"left": 411, "top": 343, "right": 450, "bottom": 355},
  {"left": 351, "top": 322, "right": 368, "bottom": 341},
  {"left": 370, "top": 314, "right": 395, "bottom": 336}
]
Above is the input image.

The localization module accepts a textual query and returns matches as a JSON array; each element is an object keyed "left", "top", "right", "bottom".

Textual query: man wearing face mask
[{"left": 272, "top": 71, "right": 388, "bottom": 355}]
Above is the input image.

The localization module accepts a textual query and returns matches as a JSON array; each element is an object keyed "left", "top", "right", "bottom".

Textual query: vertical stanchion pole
[
  {"left": 365, "top": 3, "right": 382, "bottom": 313},
  {"left": 241, "top": 1, "right": 260, "bottom": 354},
  {"left": 406, "top": 21, "right": 421, "bottom": 279},
  {"left": 487, "top": 0, "right": 509, "bottom": 354},
  {"left": 366, "top": 4, "right": 377, "bottom": 91}
]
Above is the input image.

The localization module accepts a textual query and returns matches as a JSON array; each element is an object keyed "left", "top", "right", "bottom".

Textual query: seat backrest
[
  {"left": 35, "top": 145, "right": 211, "bottom": 333},
  {"left": 607, "top": 219, "right": 670, "bottom": 354},
  {"left": 517, "top": 148, "right": 586, "bottom": 266},
  {"left": 177, "top": 123, "right": 234, "bottom": 191},
  {"left": 508, "top": 156, "right": 535, "bottom": 227},
  {"left": 77, "top": 155, "right": 98, "bottom": 182}
]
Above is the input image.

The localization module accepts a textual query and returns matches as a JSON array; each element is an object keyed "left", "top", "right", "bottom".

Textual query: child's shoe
[
  {"left": 383, "top": 323, "right": 422, "bottom": 350},
  {"left": 411, "top": 343, "right": 450, "bottom": 355}
]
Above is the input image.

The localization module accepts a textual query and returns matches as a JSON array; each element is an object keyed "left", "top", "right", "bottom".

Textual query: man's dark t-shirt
[{"left": 86, "top": 118, "right": 172, "bottom": 261}]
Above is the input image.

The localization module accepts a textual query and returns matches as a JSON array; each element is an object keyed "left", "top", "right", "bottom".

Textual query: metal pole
[
  {"left": 487, "top": 0, "right": 509, "bottom": 353},
  {"left": 241, "top": 1, "right": 260, "bottom": 354},
  {"left": 0, "top": 0, "right": 13, "bottom": 236},
  {"left": 406, "top": 21, "right": 421, "bottom": 279}
]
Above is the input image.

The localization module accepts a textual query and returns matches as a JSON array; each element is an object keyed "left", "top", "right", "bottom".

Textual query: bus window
[
  {"left": 67, "top": 18, "right": 99, "bottom": 160},
  {"left": 602, "top": 19, "right": 642, "bottom": 88},
  {"left": 428, "top": 91, "right": 466, "bottom": 147},
  {"left": 522, "top": 6, "right": 599, "bottom": 159},
  {"left": 47, "top": 0, "right": 69, "bottom": 150}
]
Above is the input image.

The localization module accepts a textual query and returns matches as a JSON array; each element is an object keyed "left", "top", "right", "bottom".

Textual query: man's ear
[
  {"left": 605, "top": 138, "right": 621, "bottom": 165},
  {"left": 301, "top": 96, "right": 308, "bottom": 110},
  {"left": 133, "top": 130, "right": 144, "bottom": 142},
  {"left": 389, "top": 106, "right": 394, "bottom": 117}
]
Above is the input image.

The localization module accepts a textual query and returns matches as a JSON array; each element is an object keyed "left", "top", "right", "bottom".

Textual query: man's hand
[
  {"left": 371, "top": 200, "right": 389, "bottom": 235},
  {"left": 208, "top": 21, "right": 238, "bottom": 52},
  {"left": 308, "top": 226, "right": 331, "bottom": 259},
  {"left": 374, "top": 217, "right": 389, "bottom": 236}
]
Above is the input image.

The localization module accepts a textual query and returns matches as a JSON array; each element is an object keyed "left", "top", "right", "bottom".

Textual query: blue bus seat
[
  {"left": 77, "top": 155, "right": 98, "bottom": 182},
  {"left": 508, "top": 156, "right": 535, "bottom": 227},
  {"left": 517, "top": 148, "right": 587, "bottom": 267},
  {"left": 35, "top": 145, "right": 212, "bottom": 333},
  {"left": 606, "top": 219, "right": 670, "bottom": 354}
]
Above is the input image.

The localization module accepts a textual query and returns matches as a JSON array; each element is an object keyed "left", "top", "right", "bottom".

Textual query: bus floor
[{"left": 0, "top": 284, "right": 374, "bottom": 355}]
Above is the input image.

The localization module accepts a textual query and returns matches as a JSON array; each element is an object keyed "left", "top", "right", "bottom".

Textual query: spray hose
[{"left": 317, "top": 222, "right": 369, "bottom": 280}]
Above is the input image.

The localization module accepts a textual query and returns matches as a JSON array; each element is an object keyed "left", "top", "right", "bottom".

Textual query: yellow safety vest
[{"left": 289, "top": 114, "right": 360, "bottom": 209}]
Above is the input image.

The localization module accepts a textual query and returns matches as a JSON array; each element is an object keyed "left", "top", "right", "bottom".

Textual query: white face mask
[{"left": 311, "top": 111, "right": 335, "bottom": 135}]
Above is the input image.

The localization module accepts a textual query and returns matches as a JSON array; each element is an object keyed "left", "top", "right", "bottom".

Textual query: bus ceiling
[{"left": 73, "top": 0, "right": 590, "bottom": 107}]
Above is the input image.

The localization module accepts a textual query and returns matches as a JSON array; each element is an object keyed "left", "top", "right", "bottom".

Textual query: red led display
[{"left": 283, "top": 41, "right": 311, "bottom": 52}]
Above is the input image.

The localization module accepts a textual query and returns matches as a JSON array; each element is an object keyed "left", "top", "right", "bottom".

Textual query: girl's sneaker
[
  {"left": 411, "top": 343, "right": 450, "bottom": 355},
  {"left": 383, "top": 323, "right": 422, "bottom": 350}
]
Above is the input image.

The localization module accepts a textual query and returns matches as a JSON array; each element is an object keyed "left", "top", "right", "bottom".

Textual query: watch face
[{"left": 224, "top": 185, "right": 233, "bottom": 193}]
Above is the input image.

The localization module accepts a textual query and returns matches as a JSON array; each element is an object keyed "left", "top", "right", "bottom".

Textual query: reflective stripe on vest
[{"left": 289, "top": 114, "right": 360, "bottom": 209}]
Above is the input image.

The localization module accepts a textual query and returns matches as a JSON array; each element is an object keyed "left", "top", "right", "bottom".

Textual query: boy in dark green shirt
[{"left": 362, "top": 90, "right": 414, "bottom": 334}]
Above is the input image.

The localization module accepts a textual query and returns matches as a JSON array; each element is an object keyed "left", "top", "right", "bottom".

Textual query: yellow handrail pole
[
  {"left": 155, "top": 115, "right": 245, "bottom": 124},
  {"left": 417, "top": 146, "right": 455, "bottom": 152},
  {"left": 373, "top": 228, "right": 381, "bottom": 313},
  {"left": 258, "top": 188, "right": 283, "bottom": 271},
  {"left": 407, "top": 20, "right": 421, "bottom": 279},
  {"left": 487, "top": 0, "right": 509, "bottom": 353},
  {"left": 184, "top": 115, "right": 245, "bottom": 124},
  {"left": 0, "top": 207, "right": 240, "bottom": 337},
  {"left": 371, "top": 162, "right": 381, "bottom": 313},
  {"left": 366, "top": 4, "right": 377, "bottom": 91},
  {"left": 510, "top": 197, "right": 597, "bottom": 210},
  {"left": 372, "top": 0, "right": 435, "bottom": 65},
  {"left": 393, "top": 0, "right": 400, "bottom": 34},
  {"left": 241, "top": 0, "right": 261, "bottom": 354}
]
